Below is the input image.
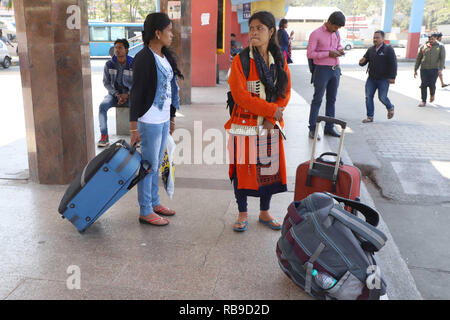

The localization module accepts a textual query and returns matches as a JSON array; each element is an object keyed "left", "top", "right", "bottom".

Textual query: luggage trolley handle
[{"left": 308, "top": 117, "right": 347, "bottom": 191}]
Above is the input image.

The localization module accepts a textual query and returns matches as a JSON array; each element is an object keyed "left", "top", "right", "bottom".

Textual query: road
[{"left": 289, "top": 48, "right": 450, "bottom": 299}]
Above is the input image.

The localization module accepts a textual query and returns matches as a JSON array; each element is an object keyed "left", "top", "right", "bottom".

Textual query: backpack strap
[{"left": 238, "top": 47, "right": 250, "bottom": 79}]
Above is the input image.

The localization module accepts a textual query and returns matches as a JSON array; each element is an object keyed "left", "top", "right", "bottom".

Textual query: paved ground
[
  {"left": 0, "top": 57, "right": 421, "bottom": 300},
  {"left": 290, "top": 48, "right": 450, "bottom": 299}
]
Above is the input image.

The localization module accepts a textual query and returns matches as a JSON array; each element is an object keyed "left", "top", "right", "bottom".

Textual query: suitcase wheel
[{"left": 79, "top": 229, "right": 86, "bottom": 234}]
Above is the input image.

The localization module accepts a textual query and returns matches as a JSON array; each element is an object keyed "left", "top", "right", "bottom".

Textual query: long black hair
[
  {"left": 142, "top": 12, "right": 184, "bottom": 79},
  {"left": 249, "top": 11, "right": 288, "bottom": 99}
]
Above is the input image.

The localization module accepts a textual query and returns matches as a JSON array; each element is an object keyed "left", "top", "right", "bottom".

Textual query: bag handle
[
  {"left": 325, "top": 193, "right": 387, "bottom": 252},
  {"left": 325, "top": 192, "right": 379, "bottom": 226},
  {"left": 317, "top": 152, "right": 343, "bottom": 166},
  {"left": 127, "top": 160, "right": 151, "bottom": 190}
]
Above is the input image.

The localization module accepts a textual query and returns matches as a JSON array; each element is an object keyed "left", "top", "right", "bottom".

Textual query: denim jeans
[
  {"left": 137, "top": 120, "right": 170, "bottom": 216},
  {"left": 309, "top": 65, "right": 341, "bottom": 132},
  {"left": 99, "top": 94, "right": 118, "bottom": 135},
  {"left": 420, "top": 69, "right": 439, "bottom": 102},
  {"left": 365, "top": 78, "right": 394, "bottom": 118}
]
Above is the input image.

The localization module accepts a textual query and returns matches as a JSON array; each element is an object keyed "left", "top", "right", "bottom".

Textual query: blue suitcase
[{"left": 58, "top": 140, "right": 150, "bottom": 233}]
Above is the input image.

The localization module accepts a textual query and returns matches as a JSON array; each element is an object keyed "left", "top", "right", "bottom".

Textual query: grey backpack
[{"left": 276, "top": 192, "right": 388, "bottom": 300}]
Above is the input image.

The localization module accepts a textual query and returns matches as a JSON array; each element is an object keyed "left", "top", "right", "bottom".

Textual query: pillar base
[{"left": 406, "top": 32, "right": 420, "bottom": 59}]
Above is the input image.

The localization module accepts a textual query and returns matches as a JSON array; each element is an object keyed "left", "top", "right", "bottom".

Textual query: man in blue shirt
[
  {"left": 230, "top": 33, "right": 241, "bottom": 57},
  {"left": 98, "top": 38, "right": 133, "bottom": 147}
]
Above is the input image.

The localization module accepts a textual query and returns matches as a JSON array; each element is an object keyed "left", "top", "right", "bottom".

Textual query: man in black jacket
[{"left": 359, "top": 30, "right": 397, "bottom": 123}]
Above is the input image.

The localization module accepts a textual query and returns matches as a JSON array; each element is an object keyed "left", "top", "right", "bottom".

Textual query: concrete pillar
[
  {"left": 381, "top": 0, "right": 395, "bottom": 33},
  {"left": 13, "top": 0, "right": 95, "bottom": 184},
  {"left": 406, "top": 0, "right": 426, "bottom": 59},
  {"left": 160, "top": 0, "right": 192, "bottom": 104}
]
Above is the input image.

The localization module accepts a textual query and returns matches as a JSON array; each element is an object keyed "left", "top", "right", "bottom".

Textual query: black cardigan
[
  {"left": 129, "top": 46, "right": 177, "bottom": 122},
  {"left": 359, "top": 43, "right": 397, "bottom": 80}
]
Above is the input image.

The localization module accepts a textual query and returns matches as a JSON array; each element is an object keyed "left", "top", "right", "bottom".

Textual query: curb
[{"left": 326, "top": 138, "right": 423, "bottom": 300}]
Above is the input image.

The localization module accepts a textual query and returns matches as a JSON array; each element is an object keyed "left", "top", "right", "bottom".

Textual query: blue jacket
[{"left": 103, "top": 55, "right": 133, "bottom": 96}]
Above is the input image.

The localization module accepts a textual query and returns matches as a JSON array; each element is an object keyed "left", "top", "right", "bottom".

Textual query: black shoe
[
  {"left": 308, "top": 131, "right": 321, "bottom": 140},
  {"left": 324, "top": 128, "right": 341, "bottom": 138}
]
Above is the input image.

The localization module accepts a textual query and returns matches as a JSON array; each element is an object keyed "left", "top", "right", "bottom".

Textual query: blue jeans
[
  {"left": 365, "top": 78, "right": 394, "bottom": 118},
  {"left": 137, "top": 120, "right": 170, "bottom": 216},
  {"left": 99, "top": 94, "right": 118, "bottom": 135},
  {"left": 309, "top": 66, "right": 341, "bottom": 132}
]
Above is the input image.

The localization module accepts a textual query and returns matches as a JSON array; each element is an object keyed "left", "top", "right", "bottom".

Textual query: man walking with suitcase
[
  {"left": 306, "top": 11, "right": 346, "bottom": 140},
  {"left": 359, "top": 30, "right": 397, "bottom": 123}
]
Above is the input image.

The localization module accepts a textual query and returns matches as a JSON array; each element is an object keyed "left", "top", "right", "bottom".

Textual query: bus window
[
  {"left": 127, "top": 26, "right": 143, "bottom": 39},
  {"left": 111, "top": 26, "right": 126, "bottom": 41},
  {"left": 90, "top": 26, "right": 109, "bottom": 41}
]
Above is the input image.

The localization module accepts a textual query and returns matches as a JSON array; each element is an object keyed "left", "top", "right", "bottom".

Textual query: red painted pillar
[
  {"left": 191, "top": 0, "right": 218, "bottom": 86},
  {"left": 406, "top": 33, "right": 421, "bottom": 59},
  {"left": 405, "top": 0, "right": 425, "bottom": 59}
]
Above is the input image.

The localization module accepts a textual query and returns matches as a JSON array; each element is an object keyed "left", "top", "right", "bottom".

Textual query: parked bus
[{"left": 89, "top": 21, "right": 143, "bottom": 57}]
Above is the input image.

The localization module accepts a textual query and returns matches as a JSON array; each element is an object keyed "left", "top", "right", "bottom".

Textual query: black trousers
[
  {"left": 232, "top": 171, "right": 272, "bottom": 213},
  {"left": 420, "top": 69, "right": 439, "bottom": 102}
]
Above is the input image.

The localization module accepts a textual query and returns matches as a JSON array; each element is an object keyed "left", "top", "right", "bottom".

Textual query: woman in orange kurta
[{"left": 225, "top": 11, "right": 291, "bottom": 232}]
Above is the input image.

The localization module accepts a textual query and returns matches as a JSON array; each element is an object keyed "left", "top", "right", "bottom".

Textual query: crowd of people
[{"left": 96, "top": 10, "right": 446, "bottom": 229}]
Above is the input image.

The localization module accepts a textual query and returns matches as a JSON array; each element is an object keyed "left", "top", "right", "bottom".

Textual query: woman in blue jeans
[{"left": 129, "top": 13, "right": 183, "bottom": 226}]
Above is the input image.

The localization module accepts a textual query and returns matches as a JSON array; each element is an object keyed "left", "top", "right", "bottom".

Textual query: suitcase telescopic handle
[
  {"left": 316, "top": 116, "right": 347, "bottom": 129},
  {"left": 309, "top": 117, "right": 347, "bottom": 184}
]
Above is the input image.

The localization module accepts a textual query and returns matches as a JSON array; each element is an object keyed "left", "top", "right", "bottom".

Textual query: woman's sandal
[
  {"left": 233, "top": 220, "right": 248, "bottom": 232},
  {"left": 258, "top": 218, "right": 282, "bottom": 230},
  {"left": 139, "top": 216, "right": 169, "bottom": 226},
  {"left": 153, "top": 206, "right": 176, "bottom": 216}
]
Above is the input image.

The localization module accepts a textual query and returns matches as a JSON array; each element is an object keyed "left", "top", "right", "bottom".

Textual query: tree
[
  {"left": 289, "top": 0, "right": 449, "bottom": 31},
  {"left": 87, "top": 0, "right": 155, "bottom": 22}
]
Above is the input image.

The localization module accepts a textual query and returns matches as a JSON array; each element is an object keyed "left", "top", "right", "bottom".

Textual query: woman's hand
[
  {"left": 273, "top": 107, "right": 284, "bottom": 121},
  {"left": 130, "top": 130, "right": 141, "bottom": 146},
  {"left": 130, "top": 121, "right": 140, "bottom": 146},
  {"left": 170, "top": 118, "right": 175, "bottom": 135},
  {"left": 262, "top": 118, "right": 275, "bottom": 130}
]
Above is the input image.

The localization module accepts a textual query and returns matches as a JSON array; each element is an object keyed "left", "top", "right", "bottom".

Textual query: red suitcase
[{"left": 294, "top": 116, "right": 361, "bottom": 208}]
